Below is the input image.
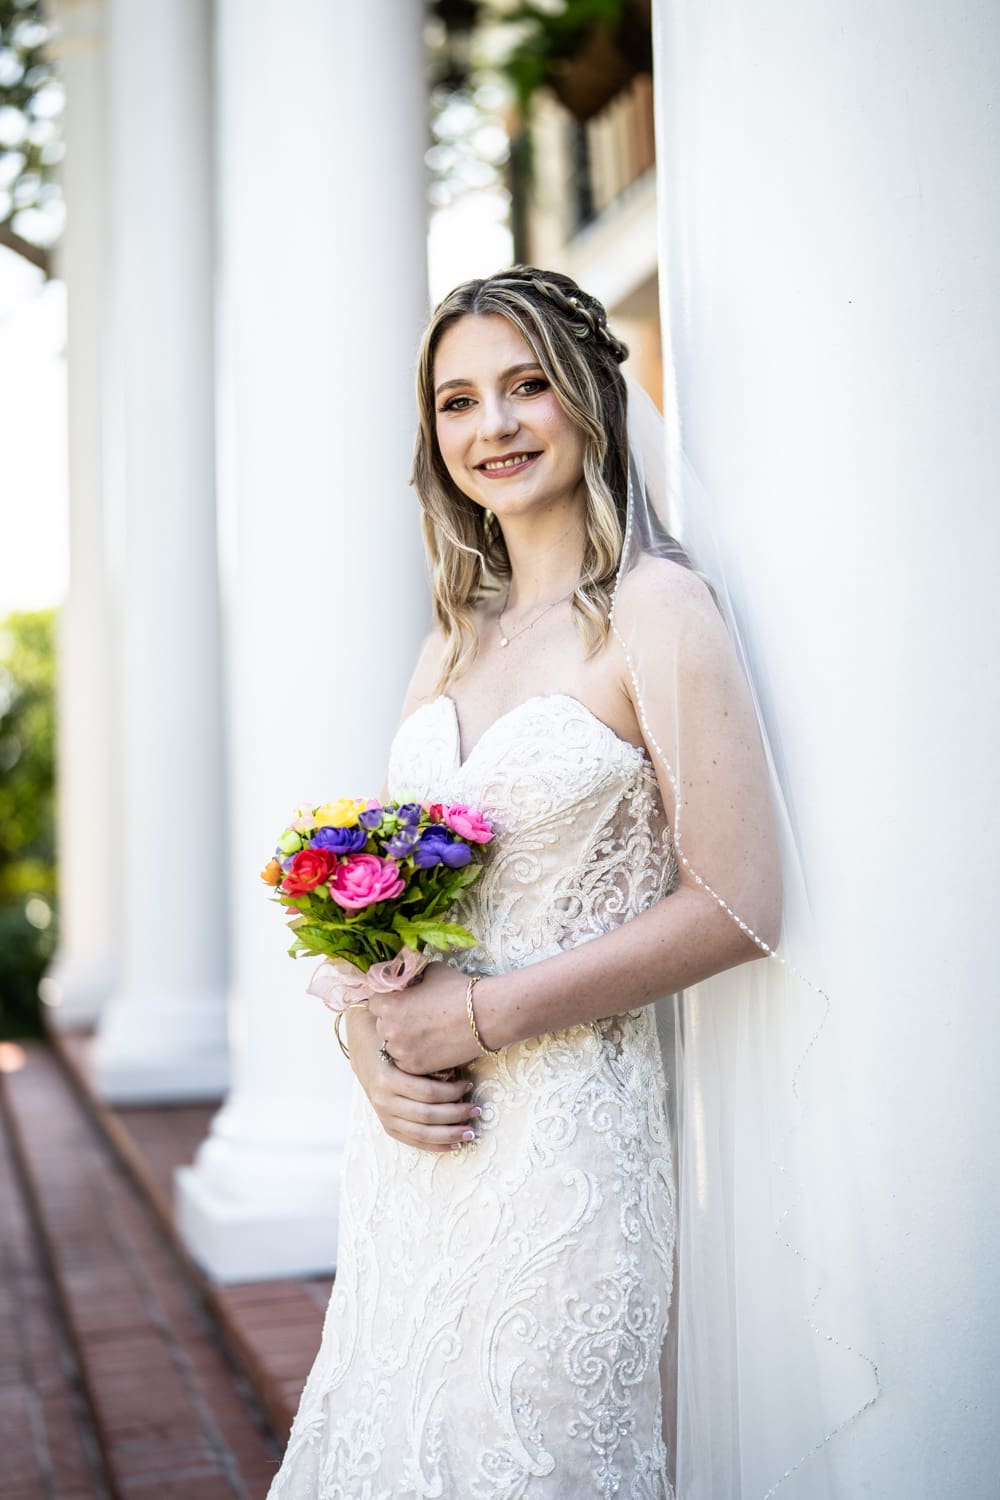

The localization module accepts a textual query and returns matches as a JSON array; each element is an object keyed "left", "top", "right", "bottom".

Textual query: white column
[
  {"left": 653, "top": 1, "right": 1000, "bottom": 1493},
  {"left": 91, "top": 0, "right": 228, "bottom": 1102},
  {"left": 41, "top": 0, "right": 116, "bottom": 1031},
  {"left": 175, "top": 0, "right": 430, "bottom": 1282}
]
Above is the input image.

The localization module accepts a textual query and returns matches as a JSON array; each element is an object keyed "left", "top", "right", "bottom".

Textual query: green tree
[
  {"left": 0, "top": 0, "right": 63, "bottom": 272},
  {"left": 0, "top": 607, "right": 57, "bottom": 1036}
]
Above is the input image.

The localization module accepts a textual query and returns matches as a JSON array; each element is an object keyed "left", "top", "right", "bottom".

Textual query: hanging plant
[{"left": 499, "top": 0, "right": 652, "bottom": 122}]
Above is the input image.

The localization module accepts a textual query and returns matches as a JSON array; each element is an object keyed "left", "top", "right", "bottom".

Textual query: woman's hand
[
  {"left": 346, "top": 1002, "right": 480, "bottom": 1153},
  {"left": 366, "top": 960, "right": 486, "bottom": 1076}
]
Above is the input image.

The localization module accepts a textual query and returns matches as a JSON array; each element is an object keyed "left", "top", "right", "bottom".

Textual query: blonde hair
[{"left": 410, "top": 265, "right": 633, "bottom": 697}]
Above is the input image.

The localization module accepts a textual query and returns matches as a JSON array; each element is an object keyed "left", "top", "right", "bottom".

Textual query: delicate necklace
[{"left": 497, "top": 582, "right": 576, "bottom": 648}]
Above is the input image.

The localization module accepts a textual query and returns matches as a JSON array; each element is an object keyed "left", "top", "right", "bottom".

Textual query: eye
[{"left": 438, "top": 377, "right": 549, "bottom": 414}]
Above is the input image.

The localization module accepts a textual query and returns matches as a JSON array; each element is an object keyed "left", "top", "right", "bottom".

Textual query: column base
[
  {"left": 175, "top": 1158, "right": 340, "bottom": 1283},
  {"left": 93, "top": 990, "right": 230, "bottom": 1104},
  {"left": 95, "top": 1048, "right": 230, "bottom": 1105}
]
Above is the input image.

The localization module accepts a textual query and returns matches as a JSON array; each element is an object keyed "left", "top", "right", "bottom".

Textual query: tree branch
[{"left": 0, "top": 223, "right": 51, "bottom": 276}]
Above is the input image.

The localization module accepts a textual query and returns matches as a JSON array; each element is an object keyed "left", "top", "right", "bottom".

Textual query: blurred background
[
  {"left": 0, "top": 0, "right": 664, "bottom": 1045},
  {"left": 0, "top": 1, "right": 998, "bottom": 1496}
]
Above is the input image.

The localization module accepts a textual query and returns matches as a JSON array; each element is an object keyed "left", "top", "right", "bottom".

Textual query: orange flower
[{"left": 260, "top": 857, "right": 283, "bottom": 886}]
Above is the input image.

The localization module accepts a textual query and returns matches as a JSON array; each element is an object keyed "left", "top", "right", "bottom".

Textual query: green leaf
[
  {"left": 295, "top": 912, "right": 354, "bottom": 935},
  {"left": 392, "top": 914, "right": 420, "bottom": 949},
  {"left": 297, "top": 924, "right": 353, "bottom": 951},
  {"left": 366, "top": 929, "right": 401, "bottom": 949},
  {"left": 405, "top": 917, "right": 479, "bottom": 951}
]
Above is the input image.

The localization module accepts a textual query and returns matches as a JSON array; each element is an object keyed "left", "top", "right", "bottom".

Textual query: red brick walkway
[
  {"left": 0, "top": 1041, "right": 282, "bottom": 1498},
  {"left": 0, "top": 1064, "right": 111, "bottom": 1499},
  {"left": 53, "top": 1033, "right": 332, "bottom": 1443}
]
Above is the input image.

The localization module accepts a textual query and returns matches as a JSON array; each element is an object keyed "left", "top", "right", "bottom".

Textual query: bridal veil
[{"left": 616, "top": 369, "right": 882, "bottom": 1498}]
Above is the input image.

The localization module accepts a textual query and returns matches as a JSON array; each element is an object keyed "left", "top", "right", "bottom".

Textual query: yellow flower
[{"left": 314, "top": 797, "right": 367, "bottom": 828}]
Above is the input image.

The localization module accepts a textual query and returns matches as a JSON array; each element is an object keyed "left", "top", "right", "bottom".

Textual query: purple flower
[
  {"left": 359, "top": 806, "right": 384, "bottom": 830},
  {"left": 311, "top": 825, "right": 367, "bottom": 855},
  {"left": 440, "top": 840, "right": 472, "bottom": 869},
  {"left": 413, "top": 825, "right": 472, "bottom": 869},
  {"left": 397, "top": 802, "right": 422, "bottom": 825},
  {"left": 386, "top": 826, "right": 420, "bottom": 859},
  {"left": 274, "top": 845, "right": 295, "bottom": 872}
]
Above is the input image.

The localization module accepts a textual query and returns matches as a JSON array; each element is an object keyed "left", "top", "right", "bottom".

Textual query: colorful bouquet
[{"left": 260, "top": 796, "right": 494, "bottom": 1013}]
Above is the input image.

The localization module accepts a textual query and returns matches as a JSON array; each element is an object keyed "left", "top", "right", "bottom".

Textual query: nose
[{"left": 477, "top": 393, "right": 518, "bottom": 445}]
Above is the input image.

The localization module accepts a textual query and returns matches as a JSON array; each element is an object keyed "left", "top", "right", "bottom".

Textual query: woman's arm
[
  {"left": 368, "top": 561, "right": 783, "bottom": 1075},
  {"left": 375, "top": 622, "right": 447, "bottom": 802},
  {"left": 368, "top": 885, "right": 768, "bottom": 1075},
  {"left": 477, "top": 885, "right": 763, "bottom": 1047}
]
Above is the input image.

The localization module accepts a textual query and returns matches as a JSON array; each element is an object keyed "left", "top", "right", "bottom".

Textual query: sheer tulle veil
[{"left": 616, "top": 368, "right": 882, "bottom": 1497}]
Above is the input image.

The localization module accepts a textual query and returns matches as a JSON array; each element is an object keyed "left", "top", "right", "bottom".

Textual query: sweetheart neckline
[{"left": 432, "top": 691, "right": 647, "bottom": 772}]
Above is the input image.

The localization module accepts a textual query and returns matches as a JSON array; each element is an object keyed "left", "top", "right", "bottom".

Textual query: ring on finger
[{"left": 378, "top": 1040, "right": 395, "bottom": 1067}]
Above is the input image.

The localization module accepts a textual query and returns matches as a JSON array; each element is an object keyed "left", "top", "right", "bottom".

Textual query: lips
[{"left": 475, "top": 451, "right": 542, "bottom": 476}]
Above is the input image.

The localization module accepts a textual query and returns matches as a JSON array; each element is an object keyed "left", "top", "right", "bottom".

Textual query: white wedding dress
[{"left": 268, "top": 692, "right": 680, "bottom": 1500}]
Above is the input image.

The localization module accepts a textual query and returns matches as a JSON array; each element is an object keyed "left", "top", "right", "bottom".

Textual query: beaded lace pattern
[{"left": 268, "top": 693, "right": 680, "bottom": 1500}]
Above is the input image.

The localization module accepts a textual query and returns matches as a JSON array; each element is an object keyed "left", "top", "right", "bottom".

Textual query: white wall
[{"left": 653, "top": 1, "right": 1000, "bottom": 1493}]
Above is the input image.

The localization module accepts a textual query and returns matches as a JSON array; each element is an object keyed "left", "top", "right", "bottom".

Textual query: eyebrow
[{"left": 434, "top": 361, "right": 544, "bottom": 397}]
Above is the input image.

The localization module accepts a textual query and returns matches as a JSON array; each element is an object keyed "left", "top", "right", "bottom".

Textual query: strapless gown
[{"left": 267, "top": 692, "right": 680, "bottom": 1500}]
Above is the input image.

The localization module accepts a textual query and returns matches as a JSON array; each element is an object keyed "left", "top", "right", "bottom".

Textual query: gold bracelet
[
  {"left": 333, "top": 1009, "right": 351, "bottom": 1061},
  {"left": 334, "top": 999, "right": 371, "bottom": 1062},
  {"left": 466, "top": 974, "right": 501, "bottom": 1056}
]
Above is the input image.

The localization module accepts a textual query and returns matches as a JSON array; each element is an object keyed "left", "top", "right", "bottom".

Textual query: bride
[{"left": 267, "top": 265, "right": 784, "bottom": 1499}]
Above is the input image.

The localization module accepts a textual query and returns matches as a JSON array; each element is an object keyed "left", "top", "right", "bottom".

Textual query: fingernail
[
  {"left": 463, "top": 1082, "right": 474, "bottom": 1095},
  {"left": 461, "top": 1129, "right": 475, "bottom": 1141},
  {"left": 468, "top": 1106, "right": 482, "bottom": 1118}
]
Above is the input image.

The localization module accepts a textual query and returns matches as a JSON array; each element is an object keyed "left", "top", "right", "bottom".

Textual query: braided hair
[
  {"left": 491, "top": 265, "right": 631, "bottom": 364},
  {"left": 410, "top": 264, "right": 681, "bottom": 694}
]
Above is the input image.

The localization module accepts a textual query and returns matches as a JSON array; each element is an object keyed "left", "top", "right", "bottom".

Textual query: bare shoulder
[
  {"left": 612, "top": 554, "right": 737, "bottom": 703},
  {"left": 613, "top": 553, "right": 719, "bottom": 623}
]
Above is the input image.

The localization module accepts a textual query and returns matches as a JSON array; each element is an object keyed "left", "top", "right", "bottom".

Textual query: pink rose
[
  {"left": 442, "top": 803, "right": 494, "bottom": 844},
  {"left": 366, "top": 945, "right": 431, "bottom": 991},
  {"left": 328, "top": 853, "right": 405, "bottom": 910}
]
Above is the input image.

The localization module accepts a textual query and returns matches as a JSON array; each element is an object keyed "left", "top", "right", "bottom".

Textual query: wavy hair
[{"left": 410, "top": 265, "right": 641, "bottom": 696}]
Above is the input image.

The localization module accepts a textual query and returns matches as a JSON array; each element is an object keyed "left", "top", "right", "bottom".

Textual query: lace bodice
[
  {"left": 387, "top": 693, "right": 679, "bottom": 971},
  {"left": 269, "top": 692, "right": 680, "bottom": 1500}
]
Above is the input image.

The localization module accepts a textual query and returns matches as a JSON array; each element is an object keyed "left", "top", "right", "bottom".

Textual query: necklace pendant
[{"left": 499, "top": 636, "right": 509, "bottom": 647}]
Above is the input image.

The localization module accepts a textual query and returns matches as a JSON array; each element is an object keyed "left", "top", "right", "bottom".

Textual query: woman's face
[{"left": 432, "top": 313, "right": 587, "bottom": 521}]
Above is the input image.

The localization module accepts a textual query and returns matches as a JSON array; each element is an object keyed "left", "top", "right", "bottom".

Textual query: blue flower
[
  {"left": 413, "top": 825, "right": 472, "bottom": 869},
  {"left": 358, "top": 806, "right": 384, "bottom": 830},
  {"left": 386, "top": 827, "right": 420, "bottom": 859},
  {"left": 397, "top": 802, "right": 422, "bottom": 825},
  {"left": 311, "top": 825, "right": 367, "bottom": 855}
]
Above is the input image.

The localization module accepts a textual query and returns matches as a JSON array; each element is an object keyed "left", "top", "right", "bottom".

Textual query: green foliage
[
  {"left": 499, "top": 0, "right": 626, "bottom": 112},
  {"left": 392, "top": 914, "right": 478, "bottom": 952},
  {"left": 272, "top": 849, "right": 485, "bottom": 969},
  {"left": 429, "top": 0, "right": 630, "bottom": 108},
  {"left": 0, "top": 0, "right": 64, "bottom": 255},
  {"left": 0, "top": 607, "right": 57, "bottom": 1036}
]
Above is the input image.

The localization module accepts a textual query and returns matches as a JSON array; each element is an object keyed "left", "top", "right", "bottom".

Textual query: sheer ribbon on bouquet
[{"left": 617, "top": 369, "right": 882, "bottom": 1498}]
